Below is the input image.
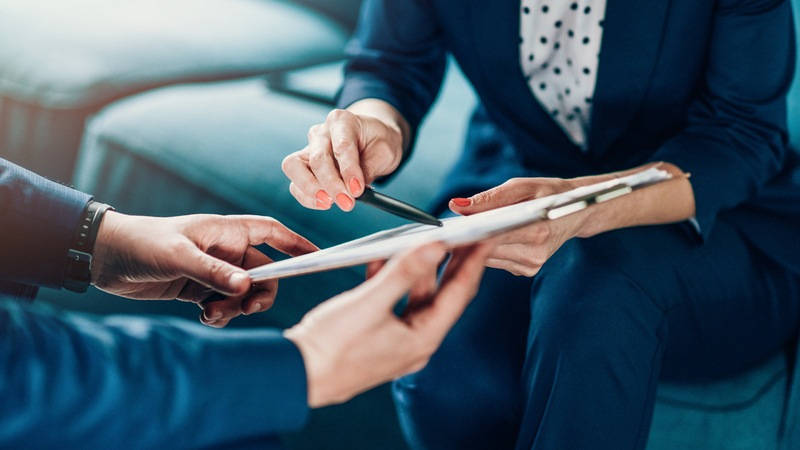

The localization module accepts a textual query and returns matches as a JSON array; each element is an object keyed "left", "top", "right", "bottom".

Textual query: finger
[
  {"left": 358, "top": 243, "right": 448, "bottom": 311},
  {"left": 410, "top": 244, "right": 492, "bottom": 339},
  {"left": 307, "top": 124, "right": 353, "bottom": 212},
  {"left": 180, "top": 244, "right": 251, "bottom": 297},
  {"left": 485, "top": 257, "right": 540, "bottom": 278},
  {"left": 407, "top": 264, "right": 440, "bottom": 306},
  {"left": 177, "top": 281, "right": 220, "bottom": 303},
  {"left": 327, "top": 109, "right": 366, "bottom": 197},
  {"left": 365, "top": 260, "right": 387, "bottom": 280},
  {"left": 282, "top": 150, "right": 332, "bottom": 209},
  {"left": 200, "top": 312, "right": 232, "bottom": 328},
  {"left": 231, "top": 215, "right": 319, "bottom": 256},
  {"left": 202, "top": 247, "right": 278, "bottom": 320},
  {"left": 240, "top": 247, "right": 278, "bottom": 315},
  {"left": 200, "top": 293, "right": 244, "bottom": 323},
  {"left": 491, "top": 222, "right": 550, "bottom": 246},
  {"left": 488, "top": 243, "right": 543, "bottom": 267},
  {"left": 448, "top": 179, "right": 536, "bottom": 215}
]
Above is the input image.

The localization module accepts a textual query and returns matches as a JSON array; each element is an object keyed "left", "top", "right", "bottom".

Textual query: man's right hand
[
  {"left": 281, "top": 100, "right": 408, "bottom": 212},
  {"left": 284, "top": 242, "right": 492, "bottom": 408}
]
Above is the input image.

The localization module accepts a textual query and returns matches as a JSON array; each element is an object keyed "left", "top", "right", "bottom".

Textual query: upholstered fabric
[
  {"left": 0, "top": 0, "right": 350, "bottom": 181},
  {"left": 0, "top": 0, "right": 348, "bottom": 109}
]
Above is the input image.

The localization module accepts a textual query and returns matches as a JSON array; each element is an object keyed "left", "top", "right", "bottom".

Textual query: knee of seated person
[
  {"left": 393, "top": 358, "right": 519, "bottom": 423},
  {"left": 393, "top": 377, "right": 520, "bottom": 448},
  {"left": 530, "top": 243, "right": 664, "bottom": 351}
]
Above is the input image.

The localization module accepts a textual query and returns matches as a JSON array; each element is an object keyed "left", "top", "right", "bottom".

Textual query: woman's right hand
[{"left": 281, "top": 100, "right": 408, "bottom": 212}]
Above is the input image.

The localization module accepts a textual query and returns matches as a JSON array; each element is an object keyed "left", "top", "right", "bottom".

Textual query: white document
[{"left": 248, "top": 168, "right": 672, "bottom": 281}]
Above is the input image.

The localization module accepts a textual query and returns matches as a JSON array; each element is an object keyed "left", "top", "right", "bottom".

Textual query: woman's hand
[
  {"left": 282, "top": 100, "right": 409, "bottom": 211},
  {"left": 91, "top": 212, "right": 318, "bottom": 327},
  {"left": 448, "top": 163, "right": 695, "bottom": 277},
  {"left": 449, "top": 177, "right": 585, "bottom": 277},
  {"left": 284, "top": 242, "right": 492, "bottom": 408}
]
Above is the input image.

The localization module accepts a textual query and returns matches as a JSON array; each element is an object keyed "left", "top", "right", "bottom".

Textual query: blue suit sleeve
[
  {"left": 0, "top": 299, "right": 309, "bottom": 448},
  {"left": 0, "top": 158, "right": 92, "bottom": 289},
  {"left": 336, "top": 0, "right": 447, "bottom": 162},
  {"left": 650, "top": 0, "right": 796, "bottom": 240}
]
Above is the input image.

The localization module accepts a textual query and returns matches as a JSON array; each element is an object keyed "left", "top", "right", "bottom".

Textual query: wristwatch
[{"left": 63, "top": 200, "right": 114, "bottom": 293}]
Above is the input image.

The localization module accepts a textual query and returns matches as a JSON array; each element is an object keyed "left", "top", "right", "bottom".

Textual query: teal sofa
[
  {"left": 3, "top": 0, "right": 797, "bottom": 449},
  {"left": 0, "top": 0, "right": 357, "bottom": 182}
]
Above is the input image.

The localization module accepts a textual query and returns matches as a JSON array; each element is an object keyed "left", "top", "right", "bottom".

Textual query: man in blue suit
[
  {"left": 0, "top": 157, "right": 494, "bottom": 448},
  {"left": 283, "top": 0, "right": 800, "bottom": 448}
]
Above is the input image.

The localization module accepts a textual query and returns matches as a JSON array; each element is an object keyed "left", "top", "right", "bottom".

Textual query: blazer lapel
[
  {"left": 466, "top": 0, "right": 583, "bottom": 157},
  {"left": 588, "top": 0, "right": 671, "bottom": 158}
]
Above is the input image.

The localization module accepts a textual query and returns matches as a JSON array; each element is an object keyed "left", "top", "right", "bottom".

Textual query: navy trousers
[{"left": 393, "top": 218, "right": 800, "bottom": 450}]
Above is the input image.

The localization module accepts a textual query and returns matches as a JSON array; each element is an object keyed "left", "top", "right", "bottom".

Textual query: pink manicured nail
[
  {"left": 316, "top": 190, "right": 332, "bottom": 208},
  {"left": 336, "top": 193, "right": 355, "bottom": 211},
  {"left": 349, "top": 177, "right": 363, "bottom": 196},
  {"left": 451, "top": 198, "right": 472, "bottom": 207},
  {"left": 248, "top": 302, "right": 262, "bottom": 315}
]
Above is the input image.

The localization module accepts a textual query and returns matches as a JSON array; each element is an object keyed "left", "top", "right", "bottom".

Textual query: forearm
[
  {"left": 0, "top": 300, "right": 308, "bottom": 448},
  {"left": 0, "top": 159, "right": 91, "bottom": 289},
  {"left": 573, "top": 162, "right": 695, "bottom": 238}
]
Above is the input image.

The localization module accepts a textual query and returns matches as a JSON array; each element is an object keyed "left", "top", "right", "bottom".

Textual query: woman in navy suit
[{"left": 282, "top": 0, "right": 800, "bottom": 448}]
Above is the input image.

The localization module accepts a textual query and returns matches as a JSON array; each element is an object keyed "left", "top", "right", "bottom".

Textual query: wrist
[
  {"left": 90, "top": 210, "right": 122, "bottom": 285},
  {"left": 63, "top": 201, "right": 114, "bottom": 292},
  {"left": 284, "top": 327, "right": 335, "bottom": 408}
]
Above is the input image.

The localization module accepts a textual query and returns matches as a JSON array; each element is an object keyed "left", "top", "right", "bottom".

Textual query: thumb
[
  {"left": 449, "top": 180, "right": 533, "bottom": 215},
  {"left": 182, "top": 246, "right": 251, "bottom": 297},
  {"left": 359, "top": 243, "right": 447, "bottom": 310}
]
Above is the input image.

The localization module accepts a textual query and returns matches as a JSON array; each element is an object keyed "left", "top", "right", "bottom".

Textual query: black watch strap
[{"left": 64, "top": 201, "right": 114, "bottom": 293}]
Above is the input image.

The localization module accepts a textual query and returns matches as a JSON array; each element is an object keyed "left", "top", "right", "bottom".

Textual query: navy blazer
[
  {"left": 338, "top": 0, "right": 800, "bottom": 272},
  {"left": 0, "top": 158, "right": 308, "bottom": 447}
]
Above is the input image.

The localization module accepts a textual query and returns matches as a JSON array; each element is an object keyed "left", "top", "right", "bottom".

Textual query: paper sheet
[{"left": 248, "top": 168, "right": 672, "bottom": 281}]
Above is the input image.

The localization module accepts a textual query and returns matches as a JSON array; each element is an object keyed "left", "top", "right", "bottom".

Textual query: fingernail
[
  {"left": 349, "top": 177, "right": 363, "bottom": 196},
  {"left": 451, "top": 198, "right": 471, "bottom": 207},
  {"left": 229, "top": 272, "right": 249, "bottom": 290},
  {"left": 206, "top": 310, "right": 223, "bottom": 321},
  {"left": 316, "top": 190, "right": 332, "bottom": 207},
  {"left": 248, "top": 302, "right": 262, "bottom": 315},
  {"left": 335, "top": 193, "right": 355, "bottom": 211}
]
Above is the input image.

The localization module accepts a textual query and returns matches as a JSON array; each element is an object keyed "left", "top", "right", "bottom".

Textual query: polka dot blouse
[{"left": 520, "top": 0, "right": 606, "bottom": 149}]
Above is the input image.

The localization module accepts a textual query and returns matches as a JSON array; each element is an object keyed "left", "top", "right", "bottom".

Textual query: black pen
[{"left": 357, "top": 186, "right": 443, "bottom": 227}]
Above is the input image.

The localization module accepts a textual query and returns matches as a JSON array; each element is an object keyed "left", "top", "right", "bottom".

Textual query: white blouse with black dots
[{"left": 520, "top": 0, "right": 606, "bottom": 150}]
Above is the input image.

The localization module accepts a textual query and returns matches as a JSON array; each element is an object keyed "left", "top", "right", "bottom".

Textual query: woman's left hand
[
  {"left": 449, "top": 177, "right": 587, "bottom": 277},
  {"left": 447, "top": 163, "right": 695, "bottom": 277}
]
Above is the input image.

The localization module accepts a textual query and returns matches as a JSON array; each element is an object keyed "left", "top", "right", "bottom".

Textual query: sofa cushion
[
  {"left": 648, "top": 352, "right": 788, "bottom": 450},
  {"left": 0, "top": 0, "right": 348, "bottom": 109}
]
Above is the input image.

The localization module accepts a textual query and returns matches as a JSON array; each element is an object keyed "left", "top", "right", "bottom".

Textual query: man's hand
[
  {"left": 91, "top": 212, "right": 318, "bottom": 327},
  {"left": 282, "top": 100, "right": 409, "bottom": 211},
  {"left": 284, "top": 242, "right": 492, "bottom": 408}
]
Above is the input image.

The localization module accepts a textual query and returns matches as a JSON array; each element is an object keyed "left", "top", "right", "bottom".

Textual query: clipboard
[{"left": 248, "top": 168, "right": 672, "bottom": 281}]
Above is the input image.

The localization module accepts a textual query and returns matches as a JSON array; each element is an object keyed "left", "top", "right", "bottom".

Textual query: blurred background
[{"left": 1, "top": 1, "right": 799, "bottom": 449}]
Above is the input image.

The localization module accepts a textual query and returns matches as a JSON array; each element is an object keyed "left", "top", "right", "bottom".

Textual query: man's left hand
[{"left": 91, "top": 213, "right": 318, "bottom": 327}]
